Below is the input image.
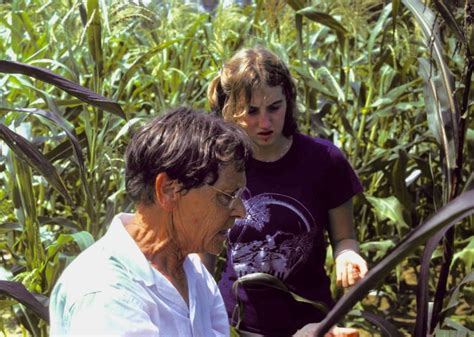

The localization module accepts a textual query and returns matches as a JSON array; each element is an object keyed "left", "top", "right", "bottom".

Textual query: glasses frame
[{"left": 209, "top": 185, "right": 245, "bottom": 210}]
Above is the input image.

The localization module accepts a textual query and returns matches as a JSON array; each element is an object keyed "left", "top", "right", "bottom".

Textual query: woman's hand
[
  {"left": 293, "top": 323, "right": 359, "bottom": 337},
  {"left": 335, "top": 250, "right": 368, "bottom": 288}
]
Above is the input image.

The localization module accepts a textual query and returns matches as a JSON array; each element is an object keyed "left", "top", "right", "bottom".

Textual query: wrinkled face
[
  {"left": 173, "top": 163, "right": 246, "bottom": 255},
  {"left": 240, "top": 84, "right": 287, "bottom": 148}
]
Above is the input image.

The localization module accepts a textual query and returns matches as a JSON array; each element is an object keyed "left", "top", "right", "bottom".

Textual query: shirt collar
[{"left": 101, "top": 213, "right": 155, "bottom": 287}]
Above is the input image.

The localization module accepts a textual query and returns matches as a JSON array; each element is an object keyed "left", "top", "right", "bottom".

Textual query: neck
[
  {"left": 253, "top": 135, "right": 293, "bottom": 162},
  {"left": 126, "top": 206, "right": 186, "bottom": 277},
  {"left": 128, "top": 205, "right": 189, "bottom": 306}
]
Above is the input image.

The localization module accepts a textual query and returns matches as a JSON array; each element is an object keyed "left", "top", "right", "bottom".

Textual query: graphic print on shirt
[{"left": 229, "top": 192, "right": 317, "bottom": 281}]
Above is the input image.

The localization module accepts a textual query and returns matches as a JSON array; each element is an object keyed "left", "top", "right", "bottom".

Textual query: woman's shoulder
[{"left": 294, "top": 133, "right": 341, "bottom": 157}]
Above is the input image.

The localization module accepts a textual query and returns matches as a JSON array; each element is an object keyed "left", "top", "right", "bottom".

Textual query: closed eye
[
  {"left": 268, "top": 104, "right": 281, "bottom": 112},
  {"left": 248, "top": 107, "right": 259, "bottom": 116}
]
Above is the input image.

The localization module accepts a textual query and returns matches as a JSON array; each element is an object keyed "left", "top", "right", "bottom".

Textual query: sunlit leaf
[
  {"left": 86, "top": 0, "right": 103, "bottom": 76},
  {"left": 360, "top": 240, "right": 396, "bottom": 261},
  {"left": 70, "top": 231, "right": 95, "bottom": 251},
  {"left": 450, "top": 238, "right": 474, "bottom": 275},
  {"left": 116, "top": 39, "right": 183, "bottom": 100},
  {"left": 366, "top": 195, "right": 409, "bottom": 234}
]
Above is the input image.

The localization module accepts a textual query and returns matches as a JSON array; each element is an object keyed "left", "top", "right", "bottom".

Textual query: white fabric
[{"left": 49, "top": 213, "right": 229, "bottom": 337}]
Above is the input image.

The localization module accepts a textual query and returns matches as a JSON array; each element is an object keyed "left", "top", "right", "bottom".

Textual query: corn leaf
[
  {"left": 116, "top": 39, "right": 183, "bottom": 100},
  {"left": 402, "top": 0, "right": 459, "bottom": 200},
  {"left": 232, "top": 272, "right": 328, "bottom": 315},
  {"left": 0, "top": 281, "right": 49, "bottom": 322},
  {"left": 86, "top": 0, "right": 103, "bottom": 76},
  {"left": 314, "top": 190, "right": 474, "bottom": 336},
  {"left": 296, "top": 6, "right": 346, "bottom": 48},
  {"left": 366, "top": 195, "right": 409, "bottom": 235},
  {"left": 0, "top": 124, "right": 72, "bottom": 204},
  {"left": 360, "top": 310, "right": 402, "bottom": 337},
  {"left": 432, "top": 0, "right": 469, "bottom": 54},
  {"left": 0, "top": 60, "right": 125, "bottom": 119}
]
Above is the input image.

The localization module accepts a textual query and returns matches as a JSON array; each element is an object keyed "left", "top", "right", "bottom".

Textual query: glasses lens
[{"left": 228, "top": 188, "right": 244, "bottom": 209}]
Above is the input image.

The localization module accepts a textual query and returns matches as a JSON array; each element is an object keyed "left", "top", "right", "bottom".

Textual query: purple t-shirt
[{"left": 218, "top": 133, "right": 363, "bottom": 335}]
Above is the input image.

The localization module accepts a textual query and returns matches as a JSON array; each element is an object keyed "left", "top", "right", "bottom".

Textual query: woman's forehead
[{"left": 250, "top": 85, "right": 285, "bottom": 105}]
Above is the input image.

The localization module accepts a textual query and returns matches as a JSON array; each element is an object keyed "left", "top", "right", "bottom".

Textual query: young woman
[{"left": 207, "top": 47, "right": 368, "bottom": 335}]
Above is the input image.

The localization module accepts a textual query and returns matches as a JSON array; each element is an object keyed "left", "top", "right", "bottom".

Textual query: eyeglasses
[{"left": 209, "top": 185, "right": 245, "bottom": 210}]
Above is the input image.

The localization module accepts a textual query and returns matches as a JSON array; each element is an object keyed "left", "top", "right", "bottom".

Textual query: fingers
[
  {"left": 357, "top": 258, "right": 368, "bottom": 278},
  {"left": 336, "top": 252, "right": 369, "bottom": 288},
  {"left": 347, "top": 263, "right": 355, "bottom": 286}
]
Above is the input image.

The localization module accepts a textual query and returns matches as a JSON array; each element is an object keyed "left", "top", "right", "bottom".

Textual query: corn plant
[{"left": 0, "top": 0, "right": 472, "bottom": 336}]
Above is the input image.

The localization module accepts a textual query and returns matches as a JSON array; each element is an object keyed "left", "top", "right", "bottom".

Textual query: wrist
[{"left": 333, "top": 238, "right": 360, "bottom": 258}]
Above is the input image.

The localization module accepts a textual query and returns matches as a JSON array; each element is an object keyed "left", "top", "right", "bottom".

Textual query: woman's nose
[
  {"left": 233, "top": 198, "right": 246, "bottom": 219},
  {"left": 258, "top": 113, "right": 271, "bottom": 128}
]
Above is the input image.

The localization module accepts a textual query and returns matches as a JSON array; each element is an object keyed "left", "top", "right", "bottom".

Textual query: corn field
[{"left": 0, "top": 0, "right": 473, "bottom": 336}]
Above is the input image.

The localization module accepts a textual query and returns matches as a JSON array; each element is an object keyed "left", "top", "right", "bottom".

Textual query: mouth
[{"left": 257, "top": 130, "right": 273, "bottom": 141}]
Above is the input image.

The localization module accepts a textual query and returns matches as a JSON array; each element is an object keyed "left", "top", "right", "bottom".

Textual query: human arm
[{"left": 328, "top": 199, "right": 368, "bottom": 288}]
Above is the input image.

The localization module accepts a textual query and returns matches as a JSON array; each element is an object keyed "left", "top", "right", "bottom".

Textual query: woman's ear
[{"left": 155, "top": 172, "right": 178, "bottom": 211}]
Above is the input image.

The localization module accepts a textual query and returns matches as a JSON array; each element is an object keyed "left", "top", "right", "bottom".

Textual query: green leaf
[
  {"left": 116, "top": 39, "right": 183, "bottom": 100},
  {"left": 366, "top": 195, "right": 409, "bottom": 234},
  {"left": 402, "top": 0, "right": 459, "bottom": 200},
  {"left": 296, "top": 6, "right": 347, "bottom": 35},
  {"left": 360, "top": 240, "right": 397, "bottom": 261},
  {"left": 86, "top": 0, "right": 103, "bottom": 76},
  {"left": 296, "top": 6, "right": 346, "bottom": 48},
  {"left": 432, "top": 0, "right": 469, "bottom": 54},
  {"left": 46, "top": 231, "right": 94, "bottom": 261},
  {"left": 314, "top": 190, "right": 474, "bottom": 336},
  {"left": 450, "top": 238, "right": 474, "bottom": 275},
  {"left": 368, "top": 3, "right": 392, "bottom": 68},
  {"left": 418, "top": 58, "right": 457, "bottom": 176},
  {"left": 70, "top": 231, "right": 95, "bottom": 251},
  {"left": 443, "top": 270, "right": 474, "bottom": 316},
  {"left": 391, "top": 149, "right": 413, "bottom": 222}
]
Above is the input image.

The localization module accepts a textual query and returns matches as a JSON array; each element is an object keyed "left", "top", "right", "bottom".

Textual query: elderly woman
[{"left": 49, "top": 107, "right": 252, "bottom": 336}]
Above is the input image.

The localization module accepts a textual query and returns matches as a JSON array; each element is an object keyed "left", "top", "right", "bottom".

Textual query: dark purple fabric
[{"left": 218, "top": 133, "right": 363, "bottom": 335}]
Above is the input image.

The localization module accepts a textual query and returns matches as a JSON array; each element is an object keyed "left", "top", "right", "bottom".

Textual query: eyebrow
[
  {"left": 268, "top": 99, "right": 284, "bottom": 106},
  {"left": 249, "top": 99, "right": 284, "bottom": 109}
]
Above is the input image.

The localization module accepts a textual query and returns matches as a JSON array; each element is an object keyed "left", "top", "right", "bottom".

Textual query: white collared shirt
[{"left": 49, "top": 213, "right": 229, "bottom": 337}]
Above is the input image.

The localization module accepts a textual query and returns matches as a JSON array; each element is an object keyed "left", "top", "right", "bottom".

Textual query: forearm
[{"left": 328, "top": 199, "right": 359, "bottom": 254}]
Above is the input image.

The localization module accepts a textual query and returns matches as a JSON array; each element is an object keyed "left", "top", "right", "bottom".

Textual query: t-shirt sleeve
[
  {"left": 324, "top": 142, "right": 363, "bottom": 209},
  {"left": 59, "top": 289, "right": 159, "bottom": 337}
]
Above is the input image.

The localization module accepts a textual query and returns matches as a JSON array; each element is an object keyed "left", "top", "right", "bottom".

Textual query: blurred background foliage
[{"left": 0, "top": 0, "right": 472, "bottom": 336}]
